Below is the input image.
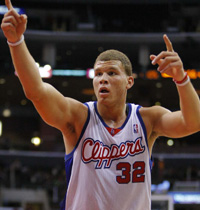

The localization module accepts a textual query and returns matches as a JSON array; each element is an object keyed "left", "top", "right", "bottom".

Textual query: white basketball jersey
[{"left": 63, "top": 101, "right": 152, "bottom": 210}]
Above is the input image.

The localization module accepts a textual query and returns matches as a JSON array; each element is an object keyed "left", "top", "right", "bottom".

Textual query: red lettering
[{"left": 81, "top": 137, "right": 145, "bottom": 169}]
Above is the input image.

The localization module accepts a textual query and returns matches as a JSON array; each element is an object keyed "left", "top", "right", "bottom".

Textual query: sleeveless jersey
[{"left": 62, "top": 101, "right": 152, "bottom": 210}]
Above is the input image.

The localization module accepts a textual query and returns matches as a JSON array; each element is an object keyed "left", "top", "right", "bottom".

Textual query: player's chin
[{"left": 97, "top": 96, "right": 110, "bottom": 104}]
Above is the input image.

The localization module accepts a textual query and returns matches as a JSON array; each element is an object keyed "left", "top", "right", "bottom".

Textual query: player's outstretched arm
[
  {"left": 149, "top": 34, "right": 200, "bottom": 138},
  {"left": 1, "top": 0, "right": 88, "bottom": 141},
  {"left": 1, "top": 0, "right": 43, "bottom": 100}
]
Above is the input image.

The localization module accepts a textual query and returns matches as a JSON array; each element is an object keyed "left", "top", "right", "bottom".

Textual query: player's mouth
[{"left": 99, "top": 87, "right": 110, "bottom": 96}]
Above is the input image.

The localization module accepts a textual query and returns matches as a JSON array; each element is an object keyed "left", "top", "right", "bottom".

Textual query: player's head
[
  {"left": 94, "top": 49, "right": 133, "bottom": 76},
  {"left": 93, "top": 50, "right": 134, "bottom": 105}
]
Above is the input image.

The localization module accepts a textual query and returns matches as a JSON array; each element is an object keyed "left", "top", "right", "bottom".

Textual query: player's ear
[{"left": 126, "top": 75, "right": 134, "bottom": 90}]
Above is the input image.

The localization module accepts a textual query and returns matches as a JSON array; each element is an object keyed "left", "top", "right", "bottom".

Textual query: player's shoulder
[
  {"left": 139, "top": 105, "right": 171, "bottom": 123},
  {"left": 137, "top": 106, "right": 171, "bottom": 141},
  {"left": 65, "top": 97, "right": 89, "bottom": 110},
  {"left": 62, "top": 97, "right": 89, "bottom": 126},
  {"left": 140, "top": 105, "right": 170, "bottom": 113}
]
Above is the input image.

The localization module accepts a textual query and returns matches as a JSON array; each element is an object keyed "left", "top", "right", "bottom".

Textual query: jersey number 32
[{"left": 116, "top": 161, "right": 145, "bottom": 184}]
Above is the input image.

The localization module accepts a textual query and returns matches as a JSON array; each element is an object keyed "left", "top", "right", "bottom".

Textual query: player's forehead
[{"left": 94, "top": 60, "right": 124, "bottom": 71}]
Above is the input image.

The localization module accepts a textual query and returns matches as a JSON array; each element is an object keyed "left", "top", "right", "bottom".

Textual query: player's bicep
[
  {"left": 31, "top": 83, "right": 87, "bottom": 131},
  {"left": 153, "top": 107, "right": 189, "bottom": 138}
]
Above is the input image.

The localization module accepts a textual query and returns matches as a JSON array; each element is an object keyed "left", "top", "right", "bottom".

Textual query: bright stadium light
[{"left": 31, "top": 136, "right": 41, "bottom": 146}]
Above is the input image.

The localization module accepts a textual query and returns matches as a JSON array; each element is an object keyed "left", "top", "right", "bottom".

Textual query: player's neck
[{"left": 97, "top": 102, "right": 127, "bottom": 128}]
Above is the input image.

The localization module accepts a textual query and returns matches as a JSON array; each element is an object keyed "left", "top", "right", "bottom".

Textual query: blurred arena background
[{"left": 0, "top": 0, "right": 200, "bottom": 209}]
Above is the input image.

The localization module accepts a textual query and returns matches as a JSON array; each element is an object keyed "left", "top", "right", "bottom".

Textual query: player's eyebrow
[{"left": 94, "top": 66, "right": 119, "bottom": 72}]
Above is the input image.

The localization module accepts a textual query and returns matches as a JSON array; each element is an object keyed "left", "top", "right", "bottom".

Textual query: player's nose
[{"left": 100, "top": 73, "right": 108, "bottom": 84}]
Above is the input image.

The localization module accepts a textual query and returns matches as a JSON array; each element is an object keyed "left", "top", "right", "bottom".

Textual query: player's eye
[
  {"left": 108, "top": 71, "right": 116, "bottom": 76},
  {"left": 95, "top": 72, "right": 102, "bottom": 76}
]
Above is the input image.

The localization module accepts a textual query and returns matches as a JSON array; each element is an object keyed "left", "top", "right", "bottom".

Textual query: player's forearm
[
  {"left": 9, "top": 41, "right": 44, "bottom": 100},
  {"left": 177, "top": 81, "right": 200, "bottom": 131}
]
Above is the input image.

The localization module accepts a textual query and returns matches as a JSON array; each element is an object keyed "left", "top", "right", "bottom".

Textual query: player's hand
[
  {"left": 1, "top": 0, "right": 27, "bottom": 43},
  {"left": 150, "top": 34, "right": 185, "bottom": 81}
]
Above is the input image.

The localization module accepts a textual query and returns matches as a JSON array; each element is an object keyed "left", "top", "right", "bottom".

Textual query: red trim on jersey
[{"left": 105, "top": 127, "right": 122, "bottom": 136}]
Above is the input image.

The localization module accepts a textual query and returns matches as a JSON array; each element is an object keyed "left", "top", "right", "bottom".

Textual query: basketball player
[{"left": 1, "top": 0, "right": 200, "bottom": 209}]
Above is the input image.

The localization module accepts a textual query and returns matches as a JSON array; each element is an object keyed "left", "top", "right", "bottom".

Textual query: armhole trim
[
  {"left": 136, "top": 105, "right": 153, "bottom": 171},
  {"left": 65, "top": 102, "right": 90, "bottom": 161}
]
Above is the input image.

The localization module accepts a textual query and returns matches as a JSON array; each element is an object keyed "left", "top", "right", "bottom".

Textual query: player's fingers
[
  {"left": 1, "top": 21, "right": 16, "bottom": 35},
  {"left": 163, "top": 34, "right": 174, "bottom": 52},
  {"left": 4, "top": 8, "right": 22, "bottom": 24},
  {"left": 157, "top": 56, "right": 179, "bottom": 72},
  {"left": 150, "top": 55, "right": 156, "bottom": 61},
  {"left": 159, "top": 61, "right": 180, "bottom": 74},
  {"left": 2, "top": 15, "right": 18, "bottom": 27},
  {"left": 5, "top": 0, "right": 13, "bottom": 10},
  {"left": 20, "top": 14, "right": 28, "bottom": 23},
  {"left": 150, "top": 54, "right": 163, "bottom": 66},
  {"left": 151, "top": 51, "right": 177, "bottom": 65}
]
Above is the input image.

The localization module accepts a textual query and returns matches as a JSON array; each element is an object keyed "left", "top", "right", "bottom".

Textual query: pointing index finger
[
  {"left": 163, "top": 34, "right": 174, "bottom": 52},
  {"left": 5, "top": 0, "right": 13, "bottom": 10}
]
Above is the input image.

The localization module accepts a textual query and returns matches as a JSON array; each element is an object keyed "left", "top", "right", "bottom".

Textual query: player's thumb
[
  {"left": 150, "top": 54, "right": 162, "bottom": 66},
  {"left": 20, "top": 14, "right": 28, "bottom": 23},
  {"left": 150, "top": 54, "right": 156, "bottom": 61}
]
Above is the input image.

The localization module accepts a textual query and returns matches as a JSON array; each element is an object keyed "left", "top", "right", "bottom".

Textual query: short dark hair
[{"left": 94, "top": 49, "right": 133, "bottom": 76}]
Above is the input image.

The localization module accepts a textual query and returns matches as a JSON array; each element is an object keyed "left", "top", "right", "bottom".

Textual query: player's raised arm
[
  {"left": 1, "top": 0, "right": 41, "bottom": 98},
  {"left": 149, "top": 35, "right": 200, "bottom": 138},
  {"left": 1, "top": 0, "right": 88, "bottom": 145}
]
